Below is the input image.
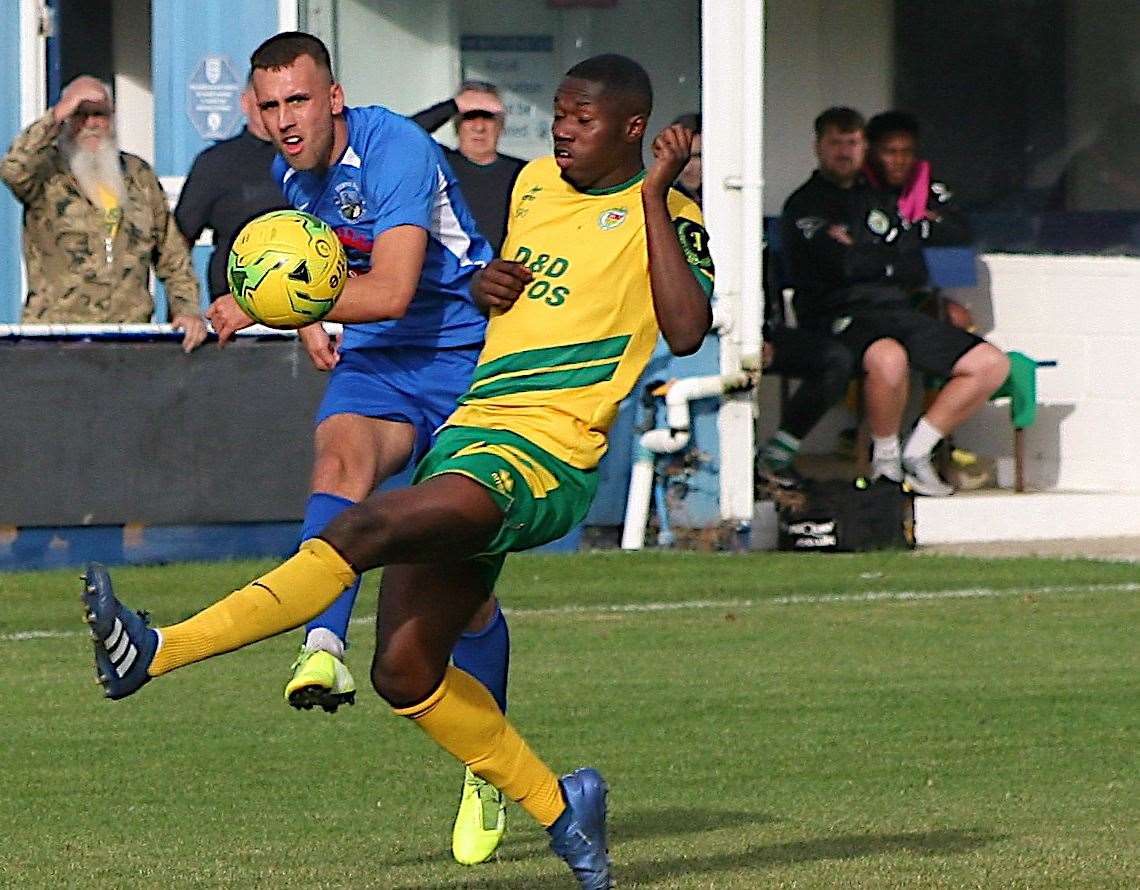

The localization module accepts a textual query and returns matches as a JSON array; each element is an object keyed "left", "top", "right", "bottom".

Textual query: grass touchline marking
[
  {"left": 3, "top": 629, "right": 75, "bottom": 641},
  {"left": 498, "top": 581, "right": 1139, "bottom": 617},
  {"left": 3, "top": 582, "right": 1136, "bottom": 644}
]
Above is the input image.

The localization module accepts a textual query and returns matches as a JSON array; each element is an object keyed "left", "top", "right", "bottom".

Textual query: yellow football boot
[
  {"left": 451, "top": 767, "right": 506, "bottom": 865},
  {"left": 285, "top": 646, "right": 356, "bottom": 712}
]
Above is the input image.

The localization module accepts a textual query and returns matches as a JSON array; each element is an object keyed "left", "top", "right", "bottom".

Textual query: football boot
[
  {"left": 285, "top": 646, "right": 356, "bottom": 712},
  {"left": 81, "top": 562, "right": 159, "bottom": 700}
]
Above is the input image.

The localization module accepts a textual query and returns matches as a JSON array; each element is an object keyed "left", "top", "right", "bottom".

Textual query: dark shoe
[
  {"left": 548, "top": 768, "right": 613, "bottom": 890},
  {"left": 81, "top": 563, "right": 158, "bottom": 700}
]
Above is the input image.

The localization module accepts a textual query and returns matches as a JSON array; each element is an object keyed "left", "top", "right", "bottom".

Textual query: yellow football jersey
[{"left": 447, "top": 156, "right": 714, "bottom": 469}]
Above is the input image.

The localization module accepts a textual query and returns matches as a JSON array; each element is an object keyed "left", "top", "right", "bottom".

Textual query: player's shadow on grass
[
  {"left": 386, "top": 827, "right": 1001, "bottom": 889},
  {"left": 615, "top": 827, "right": 1002, "bottom": 885},
  {"left": 612, "top": 805, "right": 778, "bottom": 842},
  {"left": 383, "top": 807, "right": 775, "bottom": 869}
]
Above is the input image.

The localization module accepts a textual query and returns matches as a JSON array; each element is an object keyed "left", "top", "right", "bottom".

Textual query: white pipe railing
[{"left": 621, "top": 371, "right": 755, "bottom": 551}]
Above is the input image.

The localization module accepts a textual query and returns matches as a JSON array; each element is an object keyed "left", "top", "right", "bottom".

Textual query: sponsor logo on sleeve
[{"left": 674, "top": 218, "right": 713, "bottom": 269}]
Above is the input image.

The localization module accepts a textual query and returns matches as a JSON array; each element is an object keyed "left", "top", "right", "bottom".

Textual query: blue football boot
[
  {"left": 548, "top": 768, "right": 614, "bottom": 890},
  {"left": 81, "top": 562, "right": 159, "bottom": 700}
]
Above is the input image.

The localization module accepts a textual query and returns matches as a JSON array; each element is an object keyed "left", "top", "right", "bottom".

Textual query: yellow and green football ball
[{"left": 227, "top": 210, "right": 347, "bottom": 329}]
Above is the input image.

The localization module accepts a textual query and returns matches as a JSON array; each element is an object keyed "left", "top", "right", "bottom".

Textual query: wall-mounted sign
[
  {"left": 461, "top": 35, "right": 556, "bottom": 161},
  {"left": 186, "top": 55, "right": 243, "bottom": 141}
]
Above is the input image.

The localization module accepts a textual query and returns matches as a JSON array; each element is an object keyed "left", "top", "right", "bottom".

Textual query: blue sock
[
  {"left": 301, "top": 492, "right": 362, "bottom": 645},
  {"left": 452, "top": 603, "right": 510, "bottom": 713}
]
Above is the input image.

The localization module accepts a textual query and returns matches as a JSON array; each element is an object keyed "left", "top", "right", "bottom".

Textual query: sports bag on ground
[{"left": 774, "top": 478, "right": 915, "bottom": 552}]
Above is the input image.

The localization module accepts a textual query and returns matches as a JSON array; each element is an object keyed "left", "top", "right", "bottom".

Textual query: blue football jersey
[{"left": 273, "top": 105, "right": 490, "bottom": 350}]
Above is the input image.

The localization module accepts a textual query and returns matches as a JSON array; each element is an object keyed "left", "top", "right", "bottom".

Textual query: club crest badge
[
  {"left": 334, "top": 182, "right": 365, "bottom": 222},
  {"left": 598, "top": 207, "right": 628, "bottom": 230},
  {"left": 866, "top": 209, "right": 891, "bottom": 236},
  {"left": 796, "top": 216, "right": 825, "bottom": 239}
]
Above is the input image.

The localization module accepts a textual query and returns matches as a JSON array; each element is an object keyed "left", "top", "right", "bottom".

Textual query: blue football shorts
[{"left": 315, "top": 344, "right": 481, "bottom": 464}]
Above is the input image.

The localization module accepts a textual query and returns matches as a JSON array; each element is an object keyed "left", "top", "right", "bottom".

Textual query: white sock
[
  {"left": 305, "top": 627, "right": 345, "bottom": 660},
  {"left": 871, "top": 435, "right": 900, "bottom": 463},
  {"left": 903, "top": 417, "right": 945, "bottom": 462}
]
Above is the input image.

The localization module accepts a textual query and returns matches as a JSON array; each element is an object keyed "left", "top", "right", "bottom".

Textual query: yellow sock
[
  {"left": 149, "top": 539, "right": 357, "bottom": 676},
  {"left": 394, "top": 666, "right": 566, "bottom": 827}
]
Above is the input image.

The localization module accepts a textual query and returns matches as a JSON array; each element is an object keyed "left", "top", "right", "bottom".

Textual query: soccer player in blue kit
[{"left": 206, "top": 32, "right": 510, "bottom": 864}]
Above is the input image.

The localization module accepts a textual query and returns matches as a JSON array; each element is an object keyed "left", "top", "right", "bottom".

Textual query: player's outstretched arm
[
  {"left": 471, "top": 259, "right": 533, "bottom": 315},
  {"left": 323, "top": 225, "right": 427, "bottom": 324},
  {"left": 643, "top": 124, "right": 712, "bottom": 356}
]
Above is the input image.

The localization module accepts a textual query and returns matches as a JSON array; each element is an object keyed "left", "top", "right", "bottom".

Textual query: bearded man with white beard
[{"left": 1, "top": 76, "right": 206, "bottom": 351}]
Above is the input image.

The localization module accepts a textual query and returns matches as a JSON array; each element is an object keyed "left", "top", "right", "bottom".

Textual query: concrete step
[{"left": 914, "top": 490, "right": 1140, "bottom": 545}]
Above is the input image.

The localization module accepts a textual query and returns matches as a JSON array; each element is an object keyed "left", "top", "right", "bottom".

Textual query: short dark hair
[
  {"left": 565, "top": 54, "right": 653, "bottom": 116},
  {"left": 250, "top": 32, "right": 334, "bottom": 81},
  {"left": 866, "top": 111, "right": 920, "bottom": 145},
  {"left": 814, "top": 106, "right": 865, "bottom": 138},
  {"left": 672, "top": 112, "right": 701, "bottom": 134}
]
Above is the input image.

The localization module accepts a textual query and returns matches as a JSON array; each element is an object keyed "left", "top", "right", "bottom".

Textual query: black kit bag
[{"left": 775, "top": 478, "right": 915, "bottom": 552}]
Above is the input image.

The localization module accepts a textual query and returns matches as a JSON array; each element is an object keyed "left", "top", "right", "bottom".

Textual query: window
[{"left": 895, "top": 0, "right": 1140, "bottom": 256}]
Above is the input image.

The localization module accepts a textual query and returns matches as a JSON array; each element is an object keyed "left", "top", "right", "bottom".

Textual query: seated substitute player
[
  {"left": 782, "top": 106, "right": 1009, "bottom": 495},
  {"left": 863, "top": 110, "right": 974, "bottom": 331},
  {"left": 82, "top": 53, "right": 712, "bottom": 890},
  {"left": 203, "top": 33, "right": 512, "bottom": 864}
]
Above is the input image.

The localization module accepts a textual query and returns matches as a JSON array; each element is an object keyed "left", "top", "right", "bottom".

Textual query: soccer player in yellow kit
[{"left": 82, "top": 54, "right": 713, "bottom": 890}]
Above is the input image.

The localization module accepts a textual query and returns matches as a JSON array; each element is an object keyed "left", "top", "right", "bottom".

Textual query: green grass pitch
[{"left": 1, "top": 551, "right": 1137, "bottom": 888}]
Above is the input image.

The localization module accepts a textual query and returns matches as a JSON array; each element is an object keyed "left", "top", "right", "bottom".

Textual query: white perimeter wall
[
  {"left": 949, "top": 255, "right": 1140, "bottom": 494},
  {"left": 334, "top": 0, "right": 459, "bottom": 121}
]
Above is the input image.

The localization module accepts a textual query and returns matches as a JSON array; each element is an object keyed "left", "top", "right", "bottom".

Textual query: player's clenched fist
[
  {"left": 206, "top": 294, "right": 255, "bottom": 345},
  {"left": 471, "top": 259, "right": 533, "bottom": 314},
  {"left": 644, "top": 124, "right": 695, "bottom": 199}
]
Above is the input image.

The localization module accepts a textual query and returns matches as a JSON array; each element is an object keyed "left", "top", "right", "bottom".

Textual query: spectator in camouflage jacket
[{"left": 1, "top": 76, "right": 207, "bottom": 351}]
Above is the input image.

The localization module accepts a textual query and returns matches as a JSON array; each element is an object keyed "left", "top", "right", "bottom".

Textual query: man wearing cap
[
  {"left": 1, "top": 75, "right": 206, "bottom": 351},
  {"left": 412, "top": 82, "right": 526, "bottom": 253}
]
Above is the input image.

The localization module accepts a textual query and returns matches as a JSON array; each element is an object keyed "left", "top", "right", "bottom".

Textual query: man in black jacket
[
  {"left": 780, "top": 107, "right": 1008, "bottom": 496},
  {"left": 174, "top": 83, "right": 289, "bottom": 300},
  {"left": 865, "top": 110, "right": 973, "bottom": 330},
  {"left": 412, "top": 82, "right": 525, "bottom": 254}
]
